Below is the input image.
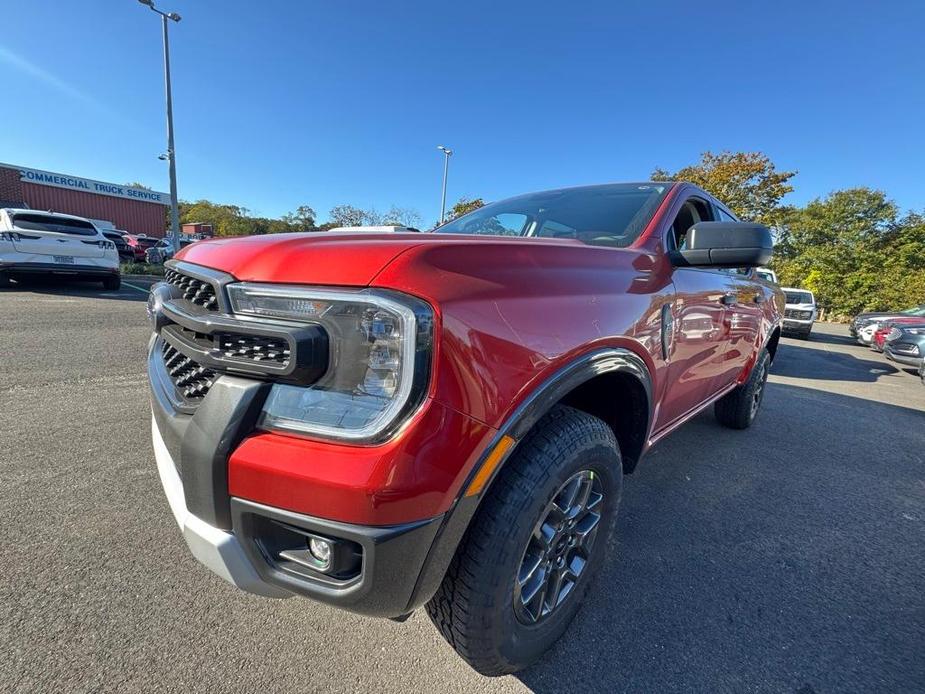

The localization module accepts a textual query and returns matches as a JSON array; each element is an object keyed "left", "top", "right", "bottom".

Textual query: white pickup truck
[{"left": 782, "top": 287, "right": 816, "bottom": 339}]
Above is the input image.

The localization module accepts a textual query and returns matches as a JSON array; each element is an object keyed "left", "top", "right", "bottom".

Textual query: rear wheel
[
  {"left": 102, "top": 275, "right": 121, "bottom": 291},
  {"left": 715, "top": 349, "right": 770, "bottom": 429},
  {"left": 426, "top": 405, "right": 622, "bottom": 676}
]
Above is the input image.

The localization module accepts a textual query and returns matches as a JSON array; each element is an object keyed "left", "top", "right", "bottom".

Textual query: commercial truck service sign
[{"left": 15, "top": 165, "right": 169, "bottom": 204}]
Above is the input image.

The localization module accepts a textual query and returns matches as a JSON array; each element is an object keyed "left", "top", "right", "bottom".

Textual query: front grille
[
  {"left": 165, "top": 324, "right": 292, "bottom": 368},
  {"left": 785, "top": 309, "right": 811, "bottom": 319},
  {"left": 164, "top": 268, "right": 219, "bottom": 310},
  {"left": 217, "top": 333, "right": 291, "bottom": 365},
  {"left": 161, "top": 341, "right": 217, "bottom": 400},
  {"left": 891, "top": 342, "right": 920, "bottom": 355}
]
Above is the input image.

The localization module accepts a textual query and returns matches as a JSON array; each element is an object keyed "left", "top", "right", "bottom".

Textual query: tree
[
  {"left": 445, "top": 197, "right": 485, "bottom": 223},
  {"left": 283, "top": 204, "right": 317, "bottom": 230},
  {"left": 328, "top": 204, "right": 367, "bottom": 227},
  {"left": 652, "top": 151, "right": 796, "bottom": 226},
  {"left": 773, "top": 188, "right": 925, "bottom": 316},
  {"left": 179, "top": 199, "right": 253, "bottom": 236},
  {"left": 381, "top": 206, "right": 422, "bottom": 228}
]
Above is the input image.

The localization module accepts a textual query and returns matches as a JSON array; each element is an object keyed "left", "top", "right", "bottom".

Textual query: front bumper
[
  {"left": 152, "top": 413, "right": 446, "bottom": 616},
  {"left": 152, "top": 416, "right": 289, "bottom": 598},
  {"left": 884, "top": 348, "right": 923, "bottom": 368},
  {"left": 782, "top": 318, "right": 813, "bottom": 333}
]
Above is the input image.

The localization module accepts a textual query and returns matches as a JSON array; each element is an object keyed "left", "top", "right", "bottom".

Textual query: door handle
[{"left": 720, "top": 293, "right": 736, "bottom": 306}]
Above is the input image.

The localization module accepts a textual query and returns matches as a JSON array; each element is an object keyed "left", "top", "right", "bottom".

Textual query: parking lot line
[{"left": 122, "top": 281, "right": 152, "bottom": 294}]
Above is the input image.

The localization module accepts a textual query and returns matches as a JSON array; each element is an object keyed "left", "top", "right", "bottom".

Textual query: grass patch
[{"left": 120, "top": 262, "right": 165, "bottom": 276}]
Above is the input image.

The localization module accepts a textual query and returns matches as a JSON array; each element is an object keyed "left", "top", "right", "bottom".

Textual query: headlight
[
  {"left": 227, "top": 283, "right": 433, "bottom": 442},
  {"left": 799, "top": 310, "right": 813, "bottom": 320}
]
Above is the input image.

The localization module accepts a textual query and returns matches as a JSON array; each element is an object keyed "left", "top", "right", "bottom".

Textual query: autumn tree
[
  {"left": 443, "top": 197, "right": 486, "bottom": 224},
  {"left": 652, "top": 151, "right": 796, "bottom": 226},
  {"left": 774, "top": 188, "right": 925, "bottom": 316}
]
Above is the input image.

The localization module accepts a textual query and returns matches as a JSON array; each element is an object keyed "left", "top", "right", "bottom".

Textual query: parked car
[
  {"left": 145, "top": 237, "right": 196, "bottom": 264},
  {"left": 850, "top": 304, "right": 925, "bottom": 339},
  {"left": 101, "top": 229, "right": 134, "bottom": 262},
  {"left": 145, "top": 181, "right": 780, "bottom": 675},
  {"left": 755, "top": 267, "right": 778, "bottom": 284},
  {"left": 123, "top": 234, "right": 160, "bottom": 262},
  {"left": 781, "top": 287, "right": 816, "bottom": 339},
  {"left": 0, "top": 208, "right": 120, "bottom": 289},
  {"left": 871, "top": 317, "right": 925, "bottom": 352},
  {"left": 883, "top": 324, "right": 925, "bottom": 369}
]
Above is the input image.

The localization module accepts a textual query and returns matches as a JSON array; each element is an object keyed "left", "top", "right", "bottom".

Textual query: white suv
[
  {"left": 782, "top": 287, "right": 816, "bottom": 339},
  {"left": 0, "top": 209, "right": 120, "bottom": 289}
]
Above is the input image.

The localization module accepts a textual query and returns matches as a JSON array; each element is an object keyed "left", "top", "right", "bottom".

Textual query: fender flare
[{"left": 404, "top": 346, "right": 653, "bottom": 613}]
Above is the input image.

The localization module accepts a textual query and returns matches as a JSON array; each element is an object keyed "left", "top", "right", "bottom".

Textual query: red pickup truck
[{"left": 147, "top": 182, "right": 780, "bottom": 675}]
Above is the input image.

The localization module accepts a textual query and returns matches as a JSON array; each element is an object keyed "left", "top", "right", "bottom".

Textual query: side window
[
  {"left": 716, "top": 206, "right": 737, "bottom": 222},
  {"left": 667, "top": 197, "right": 714, "bottom": 251},
  {"left": 535, "top": 219, "right": 577, "bottom": 239}
]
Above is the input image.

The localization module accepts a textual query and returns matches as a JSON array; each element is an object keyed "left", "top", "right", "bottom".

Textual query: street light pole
[
  {"left": 139, "top": 0, "right": 182, "bottom": 253},
  {"left": 437, "top": 145, "right": 453, "bottom": 224}
]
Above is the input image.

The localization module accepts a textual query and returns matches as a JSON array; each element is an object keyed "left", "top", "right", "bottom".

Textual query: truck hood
[
  {"left": 173, "top": 231, "right": 596, "bottom": 286},
  {"left": 175, "top": 232, "right": 431, "bottom": 286}
]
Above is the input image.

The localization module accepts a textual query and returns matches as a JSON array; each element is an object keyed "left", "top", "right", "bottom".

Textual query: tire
[
  {"left": 802, "top": 330, "right": 812, "bottom": 341},
  {"left": 426, "top": 405, "right": 623, "bottom": 676},
  {"left": 715, "top": 349, "right": 770, "bottom": 430},
  {"left": 0, "top": 271, "right": 11, "bottom": 288},
  {"left": 102, "top": 275, "right": 121, "bottom": 291}
]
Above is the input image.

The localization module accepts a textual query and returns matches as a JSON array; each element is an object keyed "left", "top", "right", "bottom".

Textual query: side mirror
[{"left": 670, "top": 221, "right": 773, "bottom": 268}]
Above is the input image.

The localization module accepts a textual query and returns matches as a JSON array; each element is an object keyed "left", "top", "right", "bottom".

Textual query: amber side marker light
[{"left": 465, "top": 435, "right": 517, "bottom": 497}]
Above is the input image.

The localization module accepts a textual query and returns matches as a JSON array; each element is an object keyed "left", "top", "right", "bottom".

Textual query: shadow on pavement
[
  {"left": 0, "top": 276, "right": 154, "bottom": 302},
  {"left": 516, "top": 382, "right": 924, "bottom": 693},
  {"left": 771, "top": 339, "right": 900, "bottom": 382},
  {"left": 794, "top": 327, "right": 858, "bottom": 347}
]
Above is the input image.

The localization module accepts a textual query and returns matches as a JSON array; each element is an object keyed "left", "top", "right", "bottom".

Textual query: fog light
[{"left": 309, "top": 537, "right": 332, "bottom": 567}]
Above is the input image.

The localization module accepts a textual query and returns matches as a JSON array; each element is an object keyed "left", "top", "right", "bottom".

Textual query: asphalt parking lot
[{"left": 1, "top": 281, "right": 923, "bottom": 694}]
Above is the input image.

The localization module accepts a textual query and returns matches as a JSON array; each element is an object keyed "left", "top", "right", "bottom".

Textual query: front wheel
[
  {"left": 426, "top": 405, "right": 623, "bottom": 676},
  {"left": 715, "top": 349, "right": 770, "bottom": 429}
]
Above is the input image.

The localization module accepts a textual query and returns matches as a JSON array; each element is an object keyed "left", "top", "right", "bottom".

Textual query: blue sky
[{"left": 1, "top": 1, "right": 923, "bottom": 225}]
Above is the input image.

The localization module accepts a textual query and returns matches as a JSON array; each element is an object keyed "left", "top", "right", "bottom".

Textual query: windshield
[
  {"left": 785, "top": 291, "right": 814, "bottom": 305},
  {"left": 434, "top": 183, "right": 670, "bottom": 248},
  {"left": 902, "top": 305, "right": 925, "bottom": 315},
  {"left": 12, "top": 213, "right": 98, "bottom": 236},
  {"left": 756, "top": 270, "right": 776, "bottom": 282}
]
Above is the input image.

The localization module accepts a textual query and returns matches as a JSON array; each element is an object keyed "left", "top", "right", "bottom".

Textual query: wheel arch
[
  {"left": 766, "top": 325, "right": 781, "bottom": 363},
  {"left": 404, "top": 347, "right": 653, "bottom": 613}
]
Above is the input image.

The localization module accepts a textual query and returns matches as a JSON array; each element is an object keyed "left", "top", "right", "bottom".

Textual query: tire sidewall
[{"left": 489, "top": 436, "right": 622, "bottom": 670}]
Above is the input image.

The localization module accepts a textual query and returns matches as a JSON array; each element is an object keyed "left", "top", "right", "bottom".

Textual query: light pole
[
  {"left": 138, "top": 0, "right": 182, "bottom": 253},
  {"left": 437, "top": 145, "right": 453, "bottom": 224}
]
